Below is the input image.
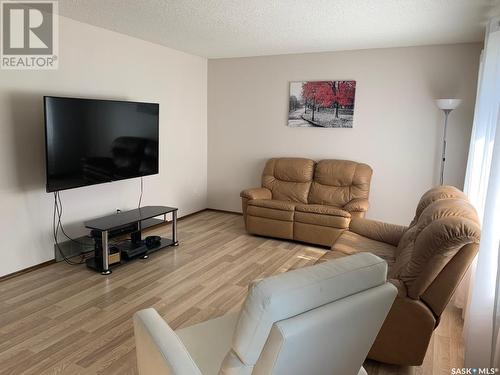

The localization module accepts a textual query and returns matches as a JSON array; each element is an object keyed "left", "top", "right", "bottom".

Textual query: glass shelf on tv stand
[{"left": 84, "top": 206, "right": 178, "bottom": 275}]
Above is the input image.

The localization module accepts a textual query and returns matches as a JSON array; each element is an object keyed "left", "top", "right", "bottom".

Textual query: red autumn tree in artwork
[
  {"left": 302, "top": 81, "right": 355, "bottom": 117},
  {"left": 288, "top": 80, "right": 356, "bottom": 128}
]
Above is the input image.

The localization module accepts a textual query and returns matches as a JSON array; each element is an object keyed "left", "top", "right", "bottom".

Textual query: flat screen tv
[{"left": 44, "top": 96, "right": 159, "bottom": 192}]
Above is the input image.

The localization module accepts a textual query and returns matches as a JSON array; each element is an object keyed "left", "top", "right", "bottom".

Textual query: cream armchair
[{"left": 134, "top": 253, "right": 397, "bottom": 375}]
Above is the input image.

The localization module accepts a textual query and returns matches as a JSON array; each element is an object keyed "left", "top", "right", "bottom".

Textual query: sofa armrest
[
  {"left": 240, "top": 188, "right": 272, "bottom": 221},
  {"left": 240, "top": 187, "right": 272, "bottom": 200},
  {"left": 350, "top": 218, "right": 408, "bottom": 247},
  {"left": 343, "top": 198, "right": 370, "bottom": 214},
  {"left": 134, "top": 308, "right": 202, "bottom": 375}
]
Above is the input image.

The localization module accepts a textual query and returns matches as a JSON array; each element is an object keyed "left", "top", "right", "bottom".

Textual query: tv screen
[{"left": 44, "top": 96, "right": 159, "bottom": 192}]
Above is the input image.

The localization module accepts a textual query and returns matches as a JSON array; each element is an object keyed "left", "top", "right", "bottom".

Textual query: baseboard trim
[
  {"left": 0, "top": 260, "right": 56, "bottom": 282},
  {"left": 206, "top": 208, "right": 243, "bottom": 215},
  {"left": 0, "top": 208, "right": 212, "bottom": 282},
  {"left": 179, "top": 208, "right": 213, "bottom": 219}
]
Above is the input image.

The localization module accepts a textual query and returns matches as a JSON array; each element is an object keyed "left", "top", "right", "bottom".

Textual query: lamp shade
[{"left": 436, "top": 99, "right": 462, "bottom": 110}]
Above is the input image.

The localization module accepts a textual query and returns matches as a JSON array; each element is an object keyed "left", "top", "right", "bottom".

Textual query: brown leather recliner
[
  {"left": 241, "top": 158, "right": 373, "bottom": 246},
  {"left": 322, "top": 186, "right": 481, "bottom": 365}
]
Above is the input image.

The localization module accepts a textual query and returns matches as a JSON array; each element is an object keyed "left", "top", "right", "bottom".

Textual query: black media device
[
  {"left": 43, "top": 96, "right": 159, "bottom": 192},
  {"left": 130, "top": 230, "right": 142, "bottom": 245},
  {"left": 145, "top": 235, "right": 162, "bottom": 249}
]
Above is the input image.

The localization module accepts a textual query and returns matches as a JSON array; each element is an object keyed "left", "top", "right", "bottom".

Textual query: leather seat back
[
  {"left": 409, "top": 186, "right": 469, "bottom": 226},
  {"left": 308, "top": 160, "right": 372, "bottom": 207},
  {"left": 393, "top": 186, "right": 470, "bottom": 275},
  {"left": 252, "top": 284, "right": 395, "bottom": 375},
  {"left": 392, "top": 186, "right": 481, "bottom": 313},
  {"left": 262, "top": 158, "right": 315, "bottom": 203},
  {"left": 220, "top": 253, "right": 397, "bottom": 374}
]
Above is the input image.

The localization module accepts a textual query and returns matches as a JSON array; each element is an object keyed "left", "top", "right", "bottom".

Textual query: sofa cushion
[
  {"left": 247, "top": 200, "right": 296, "bottom": 221},
  {"left": 295, "top": 204, "right": 351, "bottom": 229},
  {"left": 262, "top": 158, "right": 315, "bottom": 203},
  {"left": 308, "top": 160, "right": 372, "bottom": 207},
  {"left": 331, "top": 231, "right": 397, "bottom": 274},
  {"left": 248, "top": 199, "right": 296, "bottom": 211},
  {"left": 294, "top": 213, "right": 348, "bottom": 229},
  {"left": 295, "top": 204, "right": 351, "bottom": 217}
]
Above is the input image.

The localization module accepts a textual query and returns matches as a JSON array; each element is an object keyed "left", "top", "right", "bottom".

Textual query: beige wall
[
  {"left": 207, "top": 43, "right": 481, "bottom": 224},
  {"left": 0, "top": 17, "right": 207, "bottom": 277}
]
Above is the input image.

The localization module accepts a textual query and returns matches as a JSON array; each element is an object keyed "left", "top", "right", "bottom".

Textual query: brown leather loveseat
[
  {"left": 321, "top": 186, "right": 481, "bottom": 365},
  {"left": 240, "top": 158, "right": 373, "bottom": 246}
]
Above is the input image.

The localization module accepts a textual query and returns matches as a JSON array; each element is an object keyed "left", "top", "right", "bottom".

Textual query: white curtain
[{"left": 463, "top": 17, "right": 500, "bottom": 368}]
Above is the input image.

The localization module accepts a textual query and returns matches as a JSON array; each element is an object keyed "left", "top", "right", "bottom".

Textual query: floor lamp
[{"left": 436, "top": 99, "right": 462, "bottom": 185}]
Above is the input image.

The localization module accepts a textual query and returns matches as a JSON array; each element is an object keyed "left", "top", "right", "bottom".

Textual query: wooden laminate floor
[{"left": 0, "top": 210, "right": 464, "bottom": 375}]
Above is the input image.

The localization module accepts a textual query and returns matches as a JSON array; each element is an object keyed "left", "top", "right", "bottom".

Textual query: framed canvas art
[{"left": 288, "top": 80, "right": 356, "bottom": 128}]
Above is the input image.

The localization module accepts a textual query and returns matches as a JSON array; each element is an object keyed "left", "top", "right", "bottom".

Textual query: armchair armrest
[
  {"left": 350, "top": 218, "right": 408, "bottom": 247},
  {"left": 343, "top": 198, "right": 370, "bottom": 213},
  {"left": 134, "top": 308, "right": 202, "bottom": 375},
  {"left": 240, "top": 187, "right": 272, "bottom": 200}
]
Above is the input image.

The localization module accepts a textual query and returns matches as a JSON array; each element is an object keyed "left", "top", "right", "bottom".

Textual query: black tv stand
[{"left": 84, "top": 206, "right": 178, "bottom": 275}]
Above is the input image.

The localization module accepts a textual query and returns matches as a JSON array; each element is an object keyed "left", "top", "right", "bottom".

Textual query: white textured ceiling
[{"left": 58, "top": 0, "right": 494, "bottom": 58}]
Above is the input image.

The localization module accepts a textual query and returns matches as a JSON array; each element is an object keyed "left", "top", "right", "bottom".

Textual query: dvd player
[{"left": 115, "top": 242, "right": 148, "bottom": 259}]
